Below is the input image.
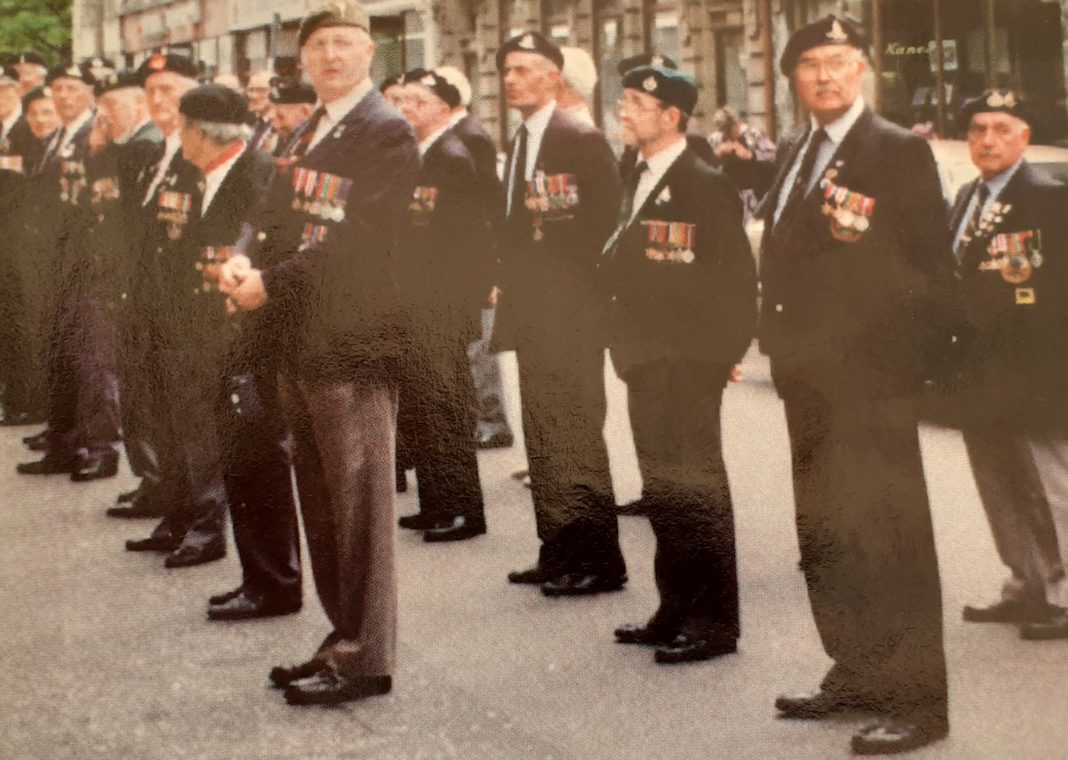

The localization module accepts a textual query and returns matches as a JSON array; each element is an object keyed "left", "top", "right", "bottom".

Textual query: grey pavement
[{"left": 1, "top": 348, "right": 1067, "bottom": 759}]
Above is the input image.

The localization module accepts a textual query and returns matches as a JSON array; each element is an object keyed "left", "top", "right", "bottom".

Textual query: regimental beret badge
[
  {"left": 520, "top": 34, "right": 536, "bottom": 50},
  {"left": 65, "top": 65, "right": 80, "bottom": 77},
  {"left": 827, "top": 19, "right": 849, "bottom": 42},
  {"left": 42, "top": 86, "right": 52, "bottom": 98},
  {"left": 149, "top": 54, "right": 166, "bottom": 71},
  {"left": 986, "top": 91, "right": 1016, "bottom": 108},
  {"left": 91, "top": 58, "right": 103, "bottom": 68},
  {"left": 651, "top": 55, "right": 664, "bottom": 67},
  {"left": 643, "top": 76, "right": 657, "bottom": 92},
  {"left": 421, "top": 74, "right": 436, "bottom": 87}
]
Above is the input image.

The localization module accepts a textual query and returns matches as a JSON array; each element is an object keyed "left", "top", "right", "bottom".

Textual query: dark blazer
[
  {"left": 494, "top": 106, "right": 621, "bottom": 352},
  {"left": 1, "top": 116, "right": 38, "bottom": 162},
  {"left": 607, "top": 147, "right": 757, "bottom": 378},
  {"left": 396, "top": 130, "right": 492, "bottom": 343},
  {"left": 758, "top": 107, "right": 956, "bottom": 399},
  {"left": 952, "top": 161, "right": 1068, "bottom": 428},
  {"left": 255, "top": 88, "right": 420, "bottom": 380},
  {"left": 450, "top": 112, "right": 505, "bottom": 243}
]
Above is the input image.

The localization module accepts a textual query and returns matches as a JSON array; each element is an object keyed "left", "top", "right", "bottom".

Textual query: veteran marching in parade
[{"left": 4, "top": 2, "right": 1068, "bottom": 755}]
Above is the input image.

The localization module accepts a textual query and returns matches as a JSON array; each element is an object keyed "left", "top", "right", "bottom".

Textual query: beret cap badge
[
  {"left": 643, "top": 76, "right": 657, "bottom": 92},
  {"left": 827, "top": 20, "right": 849, "bottom": 42},
  {"left": 149, "top": 54, "right": 166, "bottom": 71},
  {"left": 520, "top": 34, "right": 536, "bottom": 49}
]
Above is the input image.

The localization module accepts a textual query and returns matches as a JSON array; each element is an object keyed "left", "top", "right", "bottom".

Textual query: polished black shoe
[
  {"left": 963, "top": 598, "right": 1054, "bottom": 624},
  {"left": 164, "top": 541, "right": 225, "bottom": 568},
  {"left": 1020, "top": 609, "right": 1068, "bottom": 640},
  {"left": 851, "top": 719, "right": 948, "bottom": 755},
  {"left": 423, "top": 516, "right": 486, "bottom": 543},
  {"left": 475, "top": 429, "right": 513, "bottom": 449},
  {"left": 654, "top": 634, "right": 736, "bottom": 664},
  {"left": 116, "top": 488, "right": 141, "bottom": 504},
  {"left": 16, "top": 454, "right": 77, "bottom": 475},
  {"left": 507, "top": 565, "right": 545, "bottom": 585},
  {"left": 125, "top": 533, "right": 181, "bottom": 553},
  {"left": 775, "top": 690, "right": 854, "bottom": 720},
  {"left": 397, "top": 512, "right": 436, "bottom": 530},
  {"left": 209, "top": 586, "right": 244, "bottom": 606},
  {"left": 23, "top": 430, "right": 49, "bottom": 451},
  {"left": 208, "top": 591, "right": 301, "bottom": 621},
  {"left": 614, "top": 623, "right": 675, "bottom": 646},
  {"left": 284, "top": 670, "right": 391, "bottom": 706},
  {"left": 270, "top": 660, "right": 324, "bottom": 689},
  {"left": 70, "top": 450, "right": 119, "bottom": 482},
  {"left": 541, "top": 572, "right": 627, "bottom": 597}
]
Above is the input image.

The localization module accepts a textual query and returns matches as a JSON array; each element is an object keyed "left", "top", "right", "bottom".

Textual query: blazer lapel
[
  {"left": 762, "top": 128, "right": 809, "bottom": 222},
  {"left": 630, "top": 149, "right": 688, "bottom": 228}
]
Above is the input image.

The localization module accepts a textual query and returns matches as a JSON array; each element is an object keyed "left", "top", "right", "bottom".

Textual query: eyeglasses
[
  {"left": 616, "top": 97, "right": 663, "bottom": 115},
  {"left": 795, "top": 55, "right": 858, "bottom": 80}
]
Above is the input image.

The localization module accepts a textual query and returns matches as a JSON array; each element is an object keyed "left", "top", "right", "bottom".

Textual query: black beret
[
  {"left": 270, "top": 77, "right": 317, "bottom": 105},
  {"left": 959, "top": 89, "right": 1031, "bottom": 128},
  {"left": 379, "top": 73, "right": 402, "bottom": 93},
  {"left": 401, "top": 67, "right": 461, "bottom": 109},
  {"left": 95, "top": 69, "right": 140, "bottom": 97},
  {"left": 179, "top": 83, "right": 250, "bottom": 126},
  {"left": 780, "top": 15, "right": 868, "bottom": 75},
  {"left": 136, "top": 52, "right": 199, "bottom": 85},
  {"left": 11, "top": 50, "right": 47, "bottom": 68},
  {"left": 0, "top": 65, "right": 17, "bottom": 83},
  {"left": 22, "top": 85, "right": 52, "bottom": 111},
  {"left": 496, "top": 31, "right": 564, "bottom": 71},
  {"left": 622, "top": 65, "right": 698, "bottom": 116},
  {"left": 46, "top": 61, "right": 96, "bottom": 87},
  {"left": 84, "top": 56, "right": 115, "bottom": 72},
  {"left": 298, "top": 0, "right": 370, "bottom": 48},
  {"left": 617, "top": 53, "right": 679, "bottom": 76}
]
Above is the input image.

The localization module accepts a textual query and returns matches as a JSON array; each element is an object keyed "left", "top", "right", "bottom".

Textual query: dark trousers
[
  {"left": 44, "top": 293, "right": 119, "bottom": 456},
  {"left": 219, "top": 370, "right": 301, "bottom": 602},
  {"left": 398, "top": 331, "right": 484, "bottom": 524},
  {"left": 625, "top": 360, "right": 738, "bottom": 641},
  {"left": 515, "top": 343, "right": 624, "bottom": 578},
  {"left": 117, "top": 305, "right": 163, "bottom": 494},
  {"left": 279, "top": 373, "right": 398, "bottom": 678},
  {"left": 780, "top": 377, "right": 947, "bottom": 726}
]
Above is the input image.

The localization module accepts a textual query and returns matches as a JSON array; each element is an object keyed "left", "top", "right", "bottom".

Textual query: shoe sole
[{"left": 208, "top": 606, "right": 301, "bottom": 621}]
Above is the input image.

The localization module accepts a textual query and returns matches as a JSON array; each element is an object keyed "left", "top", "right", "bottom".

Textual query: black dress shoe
[
  {"left": 775, "top": 690, "right": 854, "bottom": 720},
  {"left": 125, "top": 533, "right": 181, "bottom": 553},
  {"left": 507, "top": 565, "right": 545, "bottom": 585},
  {"left": 208, "top": 591, "right": 301, "bottom": 621},
  {"left": 70, "top": 450, "right": 119, "bottom": 482},
  {"left": 851, "top": 719, "right": 948, "bottom": 755},
  {"left": 23, "top": 430, "right": 49, "bottom": 451},
  {"left": 164, "top": 541, "right": 225, "bottom": 568},
  {"left": 284, "top": 670, "right": 391, "bottom": 705},
  {"left": 423, "top": 516, "right": 486, "bottom": 543},
  {"left": 654, "top": 634, "right": 736, "bottom": 664},
  {"left": 116, "top": 488, "right": 140, "bottom": 504},
  {"left": 963, "top": 598, "right": 1054, "bottom": 624},
  {"left": 397, "top": 512, "right": 436, "bottom": 530},
  {"left": 270, "top": 660, "right": 324, "bottom": 689},
  {"left": 614, "top": 623, "right": 675, "bottom": 646},
  {"left": 16, "top": 454, "right": 77, "bottom": 475},
  {"left": 1020, "top": 609, "right": 1068, "bottom": 640},
  {"left": 209, "top": 586, "right": 244, "bottom": 606},
  {"left": 541, "top": 572, "right": 627, "bottom": 597},
  {"left": 475, "top": 430, "right": 514, "bottom": 449}
]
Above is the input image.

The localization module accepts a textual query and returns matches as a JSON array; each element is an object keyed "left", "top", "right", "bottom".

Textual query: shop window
[{"left": 369, "top": 13, "right": 424, "bottom": 84}]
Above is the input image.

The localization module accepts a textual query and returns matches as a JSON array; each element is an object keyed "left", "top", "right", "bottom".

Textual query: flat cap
[
  {"left": 10, "top": 50, "right": 47, "bottom": 67},
  {"left": 299, "top": 0, "right": 370, "bottom": 48},
  {"left": 95, "top": 69, "right": 140, "bottom": 97},
  {"left": 617, "top": 53, "right": 678, "bottom": 76},
  {"left": 622, "top": 65, "right": 698, "bottom": 115},
  {"left": 46, "top": 61, "right": 96, "bottom": 87},
  {"left": 959, "top": 89, "right": 1031, "bottom": 127},
  {"left": 270, "top": 77, "right": 318, "bottom": 105},
  {"left": 780, "top": 15, "right": 867, "bottom": 75},
  {"left": 179, "top": 83, "right": 250, "bottom": 125},
  {"left": 402, "top": 68, "right": 461, "bottom": 109},
  {"left": 22, "top": 85, "right": 52, "bottom": 111},
  {"left": 136, "top": 52, "right": 199, "bottom": 84},
  {"left": 496, "top": 31, "right": 564, "bottom": 71}
]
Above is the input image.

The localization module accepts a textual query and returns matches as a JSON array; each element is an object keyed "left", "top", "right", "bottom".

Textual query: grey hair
[{"left": 190, "top": 119, "right": 251, "bottom": 144}]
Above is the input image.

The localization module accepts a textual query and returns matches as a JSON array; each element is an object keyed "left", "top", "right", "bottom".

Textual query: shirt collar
[
  {"left": 163, "top": 130, "right": 182, "bottom": 154},
  {"left": 447, "top": 109, "right": 467, "bottom": 128},
  {"left": 521, "top": 100, "right": 556, "bottom": 140},
  {"left": 203, "top": 140, "right": 245, "bottom": 180},
  {"left": 61, "top": 108, "right": 94, "bottom": 143},
  {"left": 418, "top": 124, "right": 450, "bottom": 156},
  {"left": 640, "top": 134, "right": 688, "bottom": 178},
  {"left": 321, "top": 78, "right": 374, "bottom": 126},
  {"left": 810, "top": 96, "right": 866, "bottom": 145},
  {"left": 980, "top": 157, "right": 1024, "bottom": 199}
]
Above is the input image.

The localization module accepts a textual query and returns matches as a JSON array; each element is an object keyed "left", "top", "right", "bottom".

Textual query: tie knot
[
  {"left": 978, "top": 182, "right": 990, "bottom": 201},
  {"left": 634, "top": 160, "right": 648, "bottom": 175}
]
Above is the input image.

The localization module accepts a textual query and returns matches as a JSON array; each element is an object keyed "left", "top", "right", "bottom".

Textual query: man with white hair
[{"left": 558, "top": 46, "right": 596, "bottom": 126}]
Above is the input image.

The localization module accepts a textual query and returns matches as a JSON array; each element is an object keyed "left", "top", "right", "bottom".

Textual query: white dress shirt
[
  {"left": 306, "top": 78, "right": 374, "bottom": 153},
  {"left": 418, "top": 124, "right": 450, "bottom": 157},
  {"left": 630, "top": 135, "right": 688, "bottom": 222},
  {"left": 201, "top": 142, "right": 246, "bottom": 215},
  {"left": 506, "top": 100, "right": 556, "bottom": 217}
]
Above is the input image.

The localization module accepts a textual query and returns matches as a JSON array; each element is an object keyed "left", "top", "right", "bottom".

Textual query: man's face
[
  {"left": 98, "top": 91, "right": 138, "bottom": 143},
  {"left": 50, "top": 77, "right": 93, "bottom": 124},
  {"left": 399, "top": 83, "right": 449, "bottom": 138},
  {"left": 246, "top": 72, "right": 273, "bottom": 115},
  {"left": 25, "top": 97, "right": 60, "bottom": 139},
  {"left": 144, "top": 70, "right": 195, "bottom": 134},
  {"left": 792, "top": 44, "right": 865, "bottom": 124},
  {"left": 15, "top": 63, "right": 46, "bottom": 96},
  {"left": 301, "top": 25, "right": 374, "bottom": 103},
  {"left": 0, "top": 83, "right": 20, "bottom": 119},
  {"left": 89, "top": 111, "right": 110, "bottom": 154},
  {"left": 618, "top": 88, "right": 671, "bottom": 148},
  {"left": 381, "top": 83, "right": 404, "bottom": 109},
  {"left": 177, "top": 114, "right": 209, "bottom": 169},
  {"left": 502, "top": 52, "right": 559, "bottom": 114},
  {"left": 968, "top": 112, "right": 1030, "bottom": 180},
  {"left": 272, "top": 102, "right": 314, "bottom": 136}
]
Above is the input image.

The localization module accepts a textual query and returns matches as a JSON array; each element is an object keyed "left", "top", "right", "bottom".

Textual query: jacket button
[
  {"left": 257, "top": 231, "right": 267, "bottom": 241},
  {"left": 775, "top": 303, "right": 784, "bottom": 313}
]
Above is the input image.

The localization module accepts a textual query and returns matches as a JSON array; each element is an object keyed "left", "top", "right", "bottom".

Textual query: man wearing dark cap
[
  {"left": 10, "top": 51, "right": 47, "bottom": 97},
  {"left": 494, "top": 30, "right": 627, "bottom": 596},
  {"left": 219, "top": 0, "right": 419, "bottom": 705},
  {"left": 605, "top": 65, "right": 756, "bottom": 664},
  {"left": 393, "top": 67, "right": 490, "bottom": 542},
  {"left": 268, "top": 77, "right": 317, "bottom": 150},
  {"left": 949, "top": 90, "right": 1068, "bottom": 642},
  {"left": 761, "top": 15, "right": 954, "bottom": 754},
  {"left": 379, "top": 73, "right": 404, "bottom": 108}
]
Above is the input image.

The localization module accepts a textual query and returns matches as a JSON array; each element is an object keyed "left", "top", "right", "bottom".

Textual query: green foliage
[{"left": 0, "top": 0, "right": 72, "bottom": 63}]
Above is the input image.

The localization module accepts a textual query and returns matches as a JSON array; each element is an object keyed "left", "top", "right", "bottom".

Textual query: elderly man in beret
[
  {"left": 10, "top": 50, "right": 47, "bottom": 97},
  {"left": 760, "top": 15, "right": 955, "bottom": 754},
  {"left": 219, "top": 0, "right": 419, "bottom": 705},
  {"left": 493, "top": 29, "right": 627, "bottom": 597},
  {"left": 268, "top": 77, "right": 317, "bottom": 151},
  {"left": 950, "top": 90, "right": 1068, "bottom": 642},
  {"left": 605, "top": 64, "right": 756, "bottom": 664}
]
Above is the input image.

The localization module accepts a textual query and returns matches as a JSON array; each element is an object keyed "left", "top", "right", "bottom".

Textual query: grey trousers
[
  {"left": 1024, "top": 432, "right": 1068, "bottom": 608},
  {"left": 279, "top": 373, "right": 398, "bottom": 678},
  {"left": 467, "top": 308, "right": 512, "bottom": 437}
]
